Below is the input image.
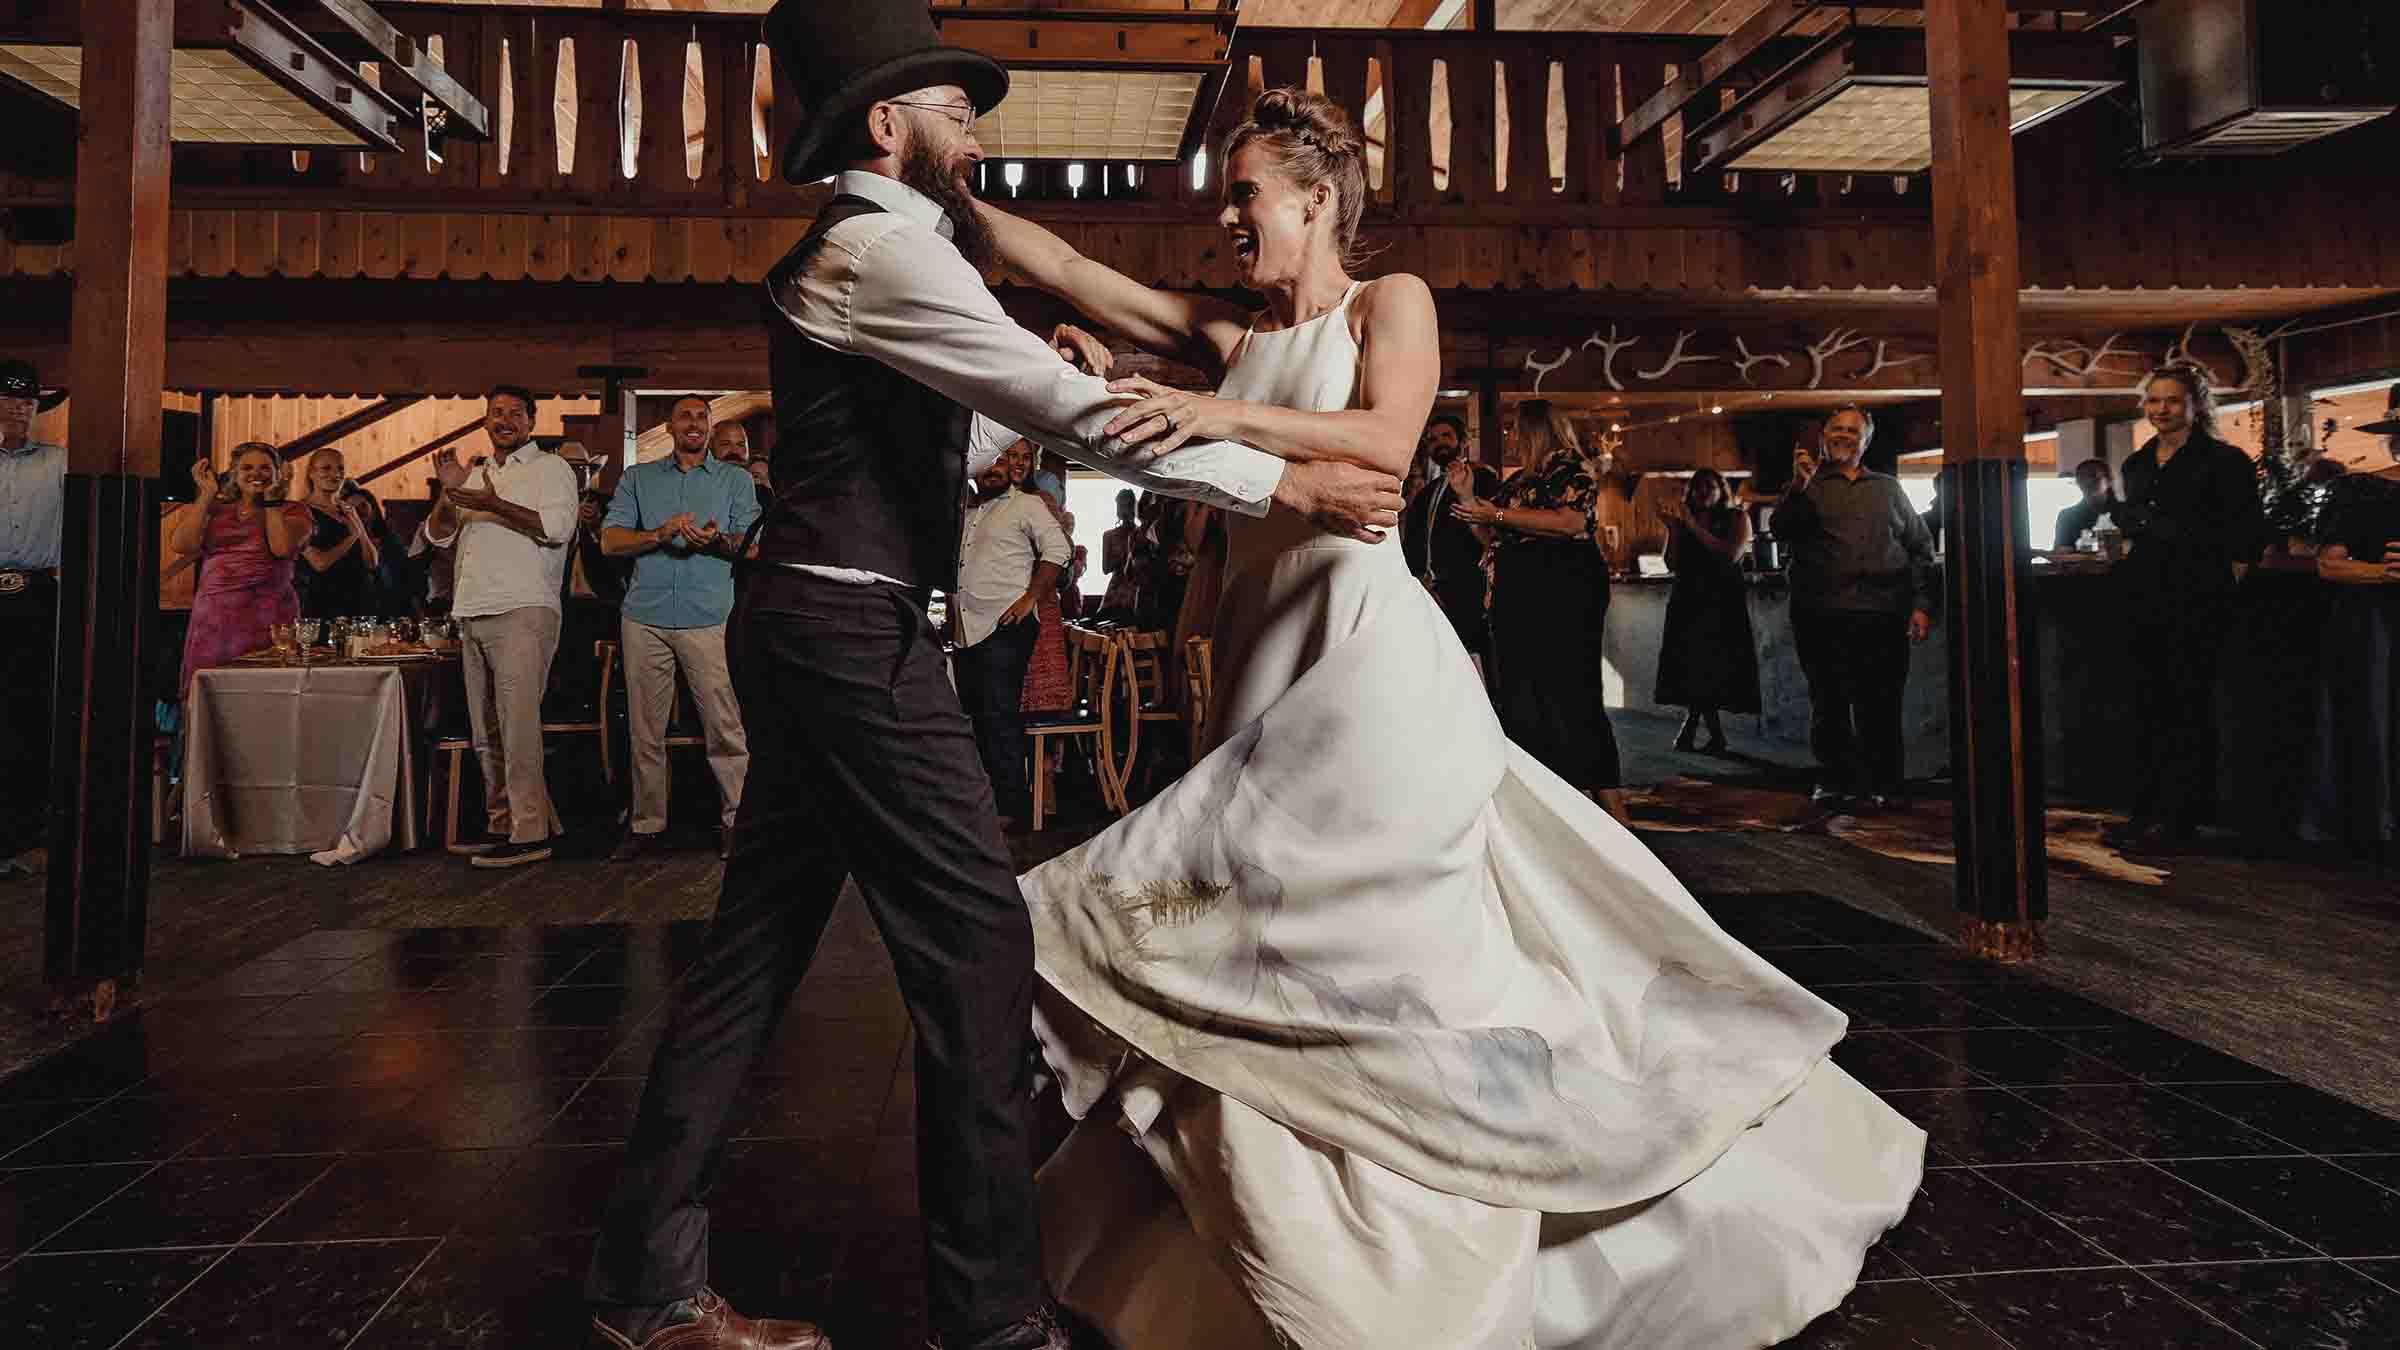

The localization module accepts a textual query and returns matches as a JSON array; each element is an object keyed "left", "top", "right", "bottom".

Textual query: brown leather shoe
[{"left": 590, "top": 1288, "right": 831, "bottom": 1350}]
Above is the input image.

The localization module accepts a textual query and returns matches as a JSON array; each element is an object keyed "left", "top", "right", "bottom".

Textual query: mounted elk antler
[
  {"left": 1731, "top": 337, "right": 1791, "bottom": 385},
  {"left": 1857, "top": 340, "right": 1932, "bottom": 383},
  {"left": 1582, "top": 326, "right": 1642, "bottom": 393},
  {"left": 2161, "top": 322, "right": 2232, "bottom": 392},
  {"left": 2222, "top": 327, "right": 2274, "bottom": 398},
  {"left": 1804, "top": 328, "right": 1871, "bottom": 390},
  {"left": 2025, "top": 332, "right": 2143, "bottom": 383},
  {"left": 1635, "top": 331, "right": 1721, "bottom": 382},
  {"left": 1524, "top": 345, "right": 1574, "bottom": 395}
]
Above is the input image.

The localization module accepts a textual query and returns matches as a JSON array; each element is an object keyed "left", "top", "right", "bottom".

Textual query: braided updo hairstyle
[{"left": 1225, "top": 87, "right": 1373, "bottom": 270}]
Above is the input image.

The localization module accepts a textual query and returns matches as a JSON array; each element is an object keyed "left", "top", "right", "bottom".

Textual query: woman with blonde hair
[
  {"left": 293, "top": 446, "right": 382, "bottom": 619},
  {"left": 170, "top": 441, "right": 308, "bottom": 695},
  {"left": 982, "top": 87, "right": 1920, "bottom": 1350}
]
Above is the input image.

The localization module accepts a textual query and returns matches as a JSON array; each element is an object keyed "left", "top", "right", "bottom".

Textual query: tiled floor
[{"left": 2, "top": 892, "right": 2396, "bottom": 1348}]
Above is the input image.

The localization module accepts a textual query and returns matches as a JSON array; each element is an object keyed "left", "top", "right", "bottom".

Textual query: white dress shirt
[
  {"left": 955, "top": 486, "right": 1072, "bottom": 648},
  {"left": 766, "top": 170, "right": 1287, "bottom": 587},
  {"left": 422, "top": 446, "right": 580, "bottom": 619}
]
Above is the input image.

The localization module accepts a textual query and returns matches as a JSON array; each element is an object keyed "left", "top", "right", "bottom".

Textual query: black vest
[{"left": 755, "top": 195, "right": 969, "bottom": 591}]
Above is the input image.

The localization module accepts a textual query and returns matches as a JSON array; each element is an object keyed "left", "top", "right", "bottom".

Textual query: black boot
[
  {"left": 1701, "top": 709, "right": 1726, "bottom": 754},
  {"left": 1673, "top": 712, "right": 1701, "bottom": 752}
]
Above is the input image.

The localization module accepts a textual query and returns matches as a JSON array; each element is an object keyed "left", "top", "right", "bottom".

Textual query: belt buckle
[{"left": 0, "top": 572, "right": 26, "bottom": 595}]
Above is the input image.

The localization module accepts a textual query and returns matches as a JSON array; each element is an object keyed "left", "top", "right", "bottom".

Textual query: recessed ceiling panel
[
  {"left": 0, "top": 43, "right": 373, "bottom": 146},
  {"left": 976, "top": 69, "right": 1206, "bottom": 161}
]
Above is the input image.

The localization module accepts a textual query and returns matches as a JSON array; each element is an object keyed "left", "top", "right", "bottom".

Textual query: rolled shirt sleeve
[
  {"left": 531, "top": 457, "right": 578, "bottom": 546},
  {"left": 720, "top": 462, "right": 760, "bottom": 540},
  {"left": 772, "top": 216, "right": 1287, "bottom": 517},
  {"left": 1026, "top": 496, "right": 1071, "bottom": 567},
  {"left": 601, "top": 471, "right": 642, "bottom": 533}
]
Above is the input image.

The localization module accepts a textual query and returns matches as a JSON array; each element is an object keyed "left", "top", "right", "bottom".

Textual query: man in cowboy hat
[
  {"left": 583, "top": 4, "right": 1407, "bottom": 1348},
  {"left": 0, "top": 358, "right": 66, "bottom": 879}
]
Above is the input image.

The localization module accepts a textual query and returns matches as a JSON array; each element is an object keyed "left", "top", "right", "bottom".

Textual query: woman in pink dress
[{"left": 170, "top": 441, "right": 307, "bottom": 697}]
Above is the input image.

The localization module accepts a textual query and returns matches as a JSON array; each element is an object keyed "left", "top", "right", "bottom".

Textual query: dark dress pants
[
  {"left": 0, "top": 575, "right": 58, "bottom": 859},
  {"left": 2126, "top": 596, "right": 2229, "bottom": 832},
  {"left": 955, "top": 617, "right": 1039, "bottom": 821},
  {"left": 588, "top": 571, "right": 1044, "bottom": 1345},
  {"left": 1792, "top": 608, "right": 1911, "bottom": 797}
]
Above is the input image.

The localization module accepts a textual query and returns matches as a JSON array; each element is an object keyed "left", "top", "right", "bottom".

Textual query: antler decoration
[
  {"left": 1635, "top": 330, "right": 1720, "bottom": 382},
  {"left": 1582, "top": 325, "right": 1642, "bottom": 392},
  {"left": 1857, "top": 340, "right": 1932, "bottom": 383},
  {"left": 1731, "top": 337, "right": 1791, "bottom": 385},
  {"left": 2024, "top": 332, "right": 2143, "bottom": 383},
  {"left": 1804, "top": 328, "right": 1871, "bottom": 390},
  {"left": 2221, "top": 326, "right": 2273, "bottom": 398},
  {"left": 2160, "top": 322, "right": 2232, "bottom": 393},
  {"left": 1524, "top": 344, "right": 1574, "bottom": 395}
]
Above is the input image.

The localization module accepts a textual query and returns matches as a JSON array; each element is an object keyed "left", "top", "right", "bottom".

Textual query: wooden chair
[
  {"left": 1183, "top": 636, "right": 1214, "bottom": 761},
  {"left": 1027, "top": 624, "right": 1123, "bottom": 829},
  {"left": 592, "top": 638, "right": 705, "bottom": 786},
  {"left": 431, "top": 640, "right": 607, "bottom": 847},
  {"left": 1114, "top": 629, "right": 1183, "bottom": 805}
]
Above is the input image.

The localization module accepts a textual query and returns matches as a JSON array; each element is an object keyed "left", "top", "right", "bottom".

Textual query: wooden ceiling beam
[
  {"left": 298, "top": 0, "right": 491, "bottom": 141},
  {"left": 1618, "top": 0, "right": 1816, "bottom": 150},
  {"left": 271, "top": 392, "right": 425, "bottom": 460}
]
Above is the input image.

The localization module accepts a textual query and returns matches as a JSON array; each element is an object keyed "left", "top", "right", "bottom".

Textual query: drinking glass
[{"left": 269, "top": 622, "right": 297, "bottom": 664}]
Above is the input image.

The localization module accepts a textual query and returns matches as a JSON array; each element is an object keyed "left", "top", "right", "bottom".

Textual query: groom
[{"left": 582, "top": 3, "right": 1406, "bottom": 1347}]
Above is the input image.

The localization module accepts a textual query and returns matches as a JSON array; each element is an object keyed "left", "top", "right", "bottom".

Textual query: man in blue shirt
[
  {"left": 600, "top": 395, "right": 759, "bottom": 860},
  {"left": 0, "top": 358, "right": 66, "bottom": 878}
]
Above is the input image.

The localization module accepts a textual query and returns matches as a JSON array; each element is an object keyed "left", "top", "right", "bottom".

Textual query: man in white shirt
[
  {"left": 422, "top": 385, "right": 580, "bottom": 868},
  {"left": 953, "top": 439, "right": 1069, "bottom": 826}
]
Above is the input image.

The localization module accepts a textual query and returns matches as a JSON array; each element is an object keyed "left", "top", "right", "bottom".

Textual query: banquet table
[{"left": 183, "top": 659, "right": 451, "bottom": 861}]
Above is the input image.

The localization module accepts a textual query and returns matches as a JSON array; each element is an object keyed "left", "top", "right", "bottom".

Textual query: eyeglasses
[{"left": 886, "top": 100, "right": 976, "bottom": 136}]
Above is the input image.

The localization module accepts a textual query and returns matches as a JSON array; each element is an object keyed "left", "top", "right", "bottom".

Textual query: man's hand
[
  {"left": 576, "top": 499, "right": 602, "bottom": 530},
  {"left": 1052, "top": 324, "right": 1114, "bottom": 378},
  {"left": 1444, "top": 459, "right": 1478, "bottom": 503},
  {"left": 687, "top": 519, "right": 724, "bottom": 553},
  {"left": 1907, "top": 609, "right": 1933, "bottom": 643},
  {"left": 1273, "top": 461, "right": 1405, "bottom": 544},
  {"left": 998, "top": 589, "right": 1040, "bottom": 627},
  {"left": 653, "top": 511, "right": 697, "bottom": 548},
  {"left": 1789, "top": 446, "right": 1819, "bottom": 490},
  {"left": 432, "top": 449, "right": 471, "bottom": 491},
  {"left": 2382, "top": 540, "right": 2400, "bottom": 582}
]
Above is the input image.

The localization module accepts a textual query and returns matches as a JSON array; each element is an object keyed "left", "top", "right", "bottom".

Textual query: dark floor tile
[
  {"left": 1757, "top": 946, "right": 1899, "bottom": 986},
  {"left": 1905, "top": 1030, "right": 2135, "bottom": 1087},
  {"left": 116, "top": 1238, "right": 437, "bottom": 1349},
  {"left": 2165, "top": 1157, "right": 2400, "bottom": 1258},
  {"left": 44, "top": 1155, "right": 333, "bottom": 1250},
  {"left": 170, "top": 958, "right": 359, "bottom": 1000},
  {"left": 1858, "top": 1239, "right": 1917, "bottom": 1283},
  {"left": 2352, "top": 1259, "right": 2400, "bottom": 1293},
  {"left": 183, "top": 1085, "right": 426, "bottom": 1158},
  {"left": 735, "top": 1069, "right": 898, "bottom": 1143},
  {"left": 1881, "top": 1167, "right": 2116, "bottom": 1277},
  {"left": 2174, "top": 1083, "right": 2400, "bottom": 1155},
  {"left": 0, "top": 1100, "right": 93, "bottom": 1158},
  {"left": 392, "top": 954, "right": 572, "bottom": 992},
  {"left": 1775, "top": 1279, "right": 2013, "bottom": 1349},
  {"left": 269, "top": 929, "right": 405, "bottom": 959},
  {"left": 1954, "top": 984, "right": 2144, "bottom": 1030},
  {"left": 539, "top": 1077, "right": 648, "bottom": 1147},
  {"left": 1982, "top": 1162, "right": 2313, "bottom": 1265},
  {"left": 528, "top": 985, "right": 667, "bottom": 1030},
  {"left": 1857, "top": 947, "right": 2026, "bottom": 986},
  {"left": 1822, "top": 985, "right": 2011, "bottom": 1032},
  {"left": 338, "top": 1030, "right": 620, "bottom": 1088},
  {"left": 133, "top": 1035, "right": 356, "bottom": 1095},
  {"left": 0, "top": 1027, "right": 172, "bottom": 1104},
  {"left": 122, "top": 998, "right": 295, "bottom": 1048},
  {"left": 256, "top": 1149, "right": 522, "bottom": 1241},
  {"left": 253, "top": 991, "right": 459, "bottom": 1039},
  {"left": 1882, "top": 1089, "right": 2122, "bottom": 1164},
  {"left": 350, "top": 1231, "right": 599, "bottom": 1350},
  {"left": 1831, "top": 1033, "right": 1986, "bottom": 1091},
  {"left": 1933, "top": 1269, "right": 2257, "bottom": 1348},
  {"left": 552, "top": 939, "right": 703, "bottom": 990},
  {"left": 2011, "top": 1085, "right": 2285, "bottom": 1160},
  {"left": 2147, "top": 1259, "right": 2400, "bottom": 1350},
  {"left": 0, "top": 1163, "right": 153, "bottom": 1259},
  {"left": 0, "top": 1249, "right": 222, "bottom": 1348},
  {"left": 1783, "top": 906, "right": 1942, "bottom": 948},
  {"left": 362, "top": 1077, "right": 585, "bottom": 1150},
  {"left": 2047, "top": 1026, "right": 2286, "bottom": 1086},
  {"left": 453, "top": 1146, "right": 622, "bottom": 1235},
  {"left": 703, "top": 1141, "right": 871, "bottom": 1275},
  {"left": 3, "top": 1094, "right": 232, "bottom": 1167},
  {"left": 781, "top": 975, "right": 908, "bottom": 1028},
  {"left": 1705, "top": 910, "right": 1830, "bottom": 949},
  {"left": 367, "top": 988, "right": 550, "bottom": 1033},
  {"left": 2331, "top": 1155, "right": 2400, "bottom": 1191}
]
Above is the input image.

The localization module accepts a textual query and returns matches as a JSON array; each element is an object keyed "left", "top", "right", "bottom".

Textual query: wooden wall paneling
[
  {"left": 714, "top": 31, "right": 756, "bottom": 207},
  {"left": 632, "top": 26, "right": 678, "bottom": 204},
  {"left": 528, "top": 213, "right": 572, "bottom": 282},
  {"left": 1388, "top": 43, "right": 1437, "bottom": 211},
  {"left": 275, "top": 210, "right": 322, "bottom": 278},
  {"left": 1463, "top": 224, "right": 1506, "bottom": 289},
  {"left": 444, "top": 212, "right": 484, "bottom": 280},
  {"left": 485, "top": 212, "right": 528, "bottom": 280},
  {"left": 233, "top": 211, "right": 277, "bottom": 276},
  {"left": 573, "top": 214, "right": 613, "bottom": 281},
  {"left": 475, "top": 14, "right": 509, "bottom": 191},
  {"left": 164, "top": 211, "right": 194, "bottom": 277},
  {"left": 609, "top": 216, "right": 652, "bottom": 282},
  {"left": 1616, "top": 53, "right": 1667, "bottom": 208},
  {"left": 1422, "top": 229, "right": 1466, "bottom": 290},
  {"left": 1504, "top": 47, "right": 1548, "bottom": 208},
  {"left": 191, "top": 210, "right": 233, "bottom": 276},
  {"left": 1565, "top": 44, "right": 1612, "bottom": 208},
  {"left": 569, "top": 18, "right": 616, "bottom": 200},
  {"left": 1449, "top": 43, "right": 1496, "bottom": 205},
  {"left": 686, "top": 216, "right": 735, "bottom": 282},
  {"left": 649, "top": 216, "right": 689, "bottom": 283},
  {"left": 404, "top": 212, "right": 448, "bottom": 278},
  {"left": 360, "top": 212, "right": 402, "bottom": 278},
  {"left": 322, "top": 210, "right": 364, "bottom": 278},
  {"left": 1319, "top": 40, "right": 1371, "bottom": 148}
]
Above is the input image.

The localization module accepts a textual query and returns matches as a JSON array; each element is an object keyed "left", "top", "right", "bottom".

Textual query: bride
[{"left": 981, "top": 89, "right": 1925, "bottom": 1349}]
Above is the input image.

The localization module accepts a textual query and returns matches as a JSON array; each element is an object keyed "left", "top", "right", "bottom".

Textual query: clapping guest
[
  {"left": 171, "top": 443, "right": 308, "bottom": 697},
  {"left": 1453, "top": 400, "right": 1626, "bottom": 824},
  {"left": 1655, "top": 468, "right": 1759, "bottom": 753},
  {"left": 294, "top": 448, "right": 381, "bottom": 619}
]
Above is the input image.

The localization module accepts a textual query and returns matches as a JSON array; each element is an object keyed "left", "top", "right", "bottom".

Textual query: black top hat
[
  {"left": 0, "top": 359, "right": 65, "bottom": 412},
  {"left": 2358, "top": 384, "right": 2400, "bottom": 437},
  {"left": 764, "top": 0, "right": 1008, "bottom": 187}
]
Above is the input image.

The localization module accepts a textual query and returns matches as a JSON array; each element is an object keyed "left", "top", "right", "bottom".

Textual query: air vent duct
[{"left": 2137, "top": 0, "right": 2397, "bottom": 157}]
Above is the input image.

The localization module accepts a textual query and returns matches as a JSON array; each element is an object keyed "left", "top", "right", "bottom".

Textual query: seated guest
[
  {"left": 2053, "top": 459, "right": 2120, "bottom": 551},
  {"left": 422, "top": 386, "right": 580, "bottom": 867},
  {"left": 0, "top": 358, "right": 66, "bottom": 878},
  {"left": 600, "top": 395, "right": 757, "bottom": 860},
  {"left": 294, "top": 447, "right": 381, "bottom": 619},
  {"left": 2103, "top": 366, "right": 2265, "bottom": 851},
  {"left": 171, "top": 442, "right": 308, "bottom": 697},
  {"left": 954, "top": 439, "right": 1069, "bottom": 825}
]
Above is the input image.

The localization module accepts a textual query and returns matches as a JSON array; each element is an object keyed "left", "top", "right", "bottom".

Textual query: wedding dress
[{"left": 1022, "top": 283, "right": 1925, "bottom": 1349}]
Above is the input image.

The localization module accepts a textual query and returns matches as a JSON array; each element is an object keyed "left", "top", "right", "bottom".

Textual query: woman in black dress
[
  {"left": 293, "top": 447, "right": 381, "bottom": 620},
  {"left": 1656, "top": 467, "right": 1760, "bottom": 752},
  {"left": 1451, "top": 400, "right": 1625, "bottom": 824},
  {"left": 2304, "top": 420, "right": 2400, "bottom": 857}
]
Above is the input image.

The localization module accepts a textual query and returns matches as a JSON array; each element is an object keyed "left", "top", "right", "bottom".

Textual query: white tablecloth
[{"left": 183, "top": 664, "right": 422, "bottom": 860}]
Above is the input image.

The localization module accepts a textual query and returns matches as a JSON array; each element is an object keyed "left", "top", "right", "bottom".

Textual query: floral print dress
[{"left": 1487, "top": 450, "right": 1619, "bottom": 790}]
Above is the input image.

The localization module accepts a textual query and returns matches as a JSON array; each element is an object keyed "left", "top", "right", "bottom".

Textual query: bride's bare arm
[
  {"left": 979, "top": 202, "right": 1250, "bottom": 373},
  {"left": 1106, "top": 274, "right": 1439, "bottom": 481}
]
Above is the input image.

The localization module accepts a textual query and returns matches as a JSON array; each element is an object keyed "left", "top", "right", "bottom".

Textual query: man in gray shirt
[{"left": 1772, "top": 405, "right": 1936, "bottom": 809}]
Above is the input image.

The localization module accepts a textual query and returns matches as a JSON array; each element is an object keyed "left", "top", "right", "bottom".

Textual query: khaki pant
[
  {"left": 622, "top": 616, "right": 749, "bottom": 834},
  {"left": 461, "top": 606, "right": 563, "bottom": 843}
]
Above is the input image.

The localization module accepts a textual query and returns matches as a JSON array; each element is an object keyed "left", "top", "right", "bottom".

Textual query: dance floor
[{"left": 2, "top": 890, "right": 2396, "bottom": 1348}]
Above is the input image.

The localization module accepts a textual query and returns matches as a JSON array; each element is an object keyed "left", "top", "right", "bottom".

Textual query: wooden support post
[
  {"left": 51, "top": 0, "right": 174, "bottom": 1016},
  {"left": 1927, "top": 0, "right": 2046, "bottom": 961}
]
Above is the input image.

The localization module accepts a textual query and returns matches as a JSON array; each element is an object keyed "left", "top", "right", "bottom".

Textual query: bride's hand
[{"left": 1103, "top": 376, "right": 1240, "bottom": 464}]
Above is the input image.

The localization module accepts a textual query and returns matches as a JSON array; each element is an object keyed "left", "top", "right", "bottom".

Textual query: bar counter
[{"left": 1601, "top": 561, "right": 2398, "bottom": 847}]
